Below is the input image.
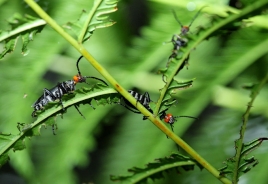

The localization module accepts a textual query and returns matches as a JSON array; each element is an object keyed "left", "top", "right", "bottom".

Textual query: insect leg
[
  {"left": 171, "top": 34, "right": 177, "bottom": 45},
  {"left": 32, "top": 88, "right": 56, "bottom": 117},
  {"left": 159, "top": 110, "right": 166, "bottom": 120},
  {"left": 120, "top": 97, "right": 141, "bottom": 114},
  {"left": 43, "top": 88, "right": 54, "bottom": 98},
  {"left": 121, "top": 103, "right": 141, "bottom": 114},
  {"left": 144, "top": 92, "right": 151, "bottom": 102},
  {"left": 32, "top": 111, "right": 37, "bottom": 117},
  {"left": 56, "top": 83, "right": 65, "bottom": 112},
  {"left": 170, "top": 124, "right": 174, "bottom": 132},
  {"left": 74, "top": 105, "right": 86, "bottom": 119},
  {"left": 52, "top": 124, "right": 57, "bottom": 135},
  {"left": 17, "top": 122, "right": 25, "bottom": 132},
  {"left": 162, "top": 74, "right": 167, "bottom": 84}
]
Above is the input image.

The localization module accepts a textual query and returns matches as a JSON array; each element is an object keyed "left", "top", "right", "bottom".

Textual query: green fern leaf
[
  {"left": 219, "top": 138, "right": 268, "bottom": 178},
  {"left": 0, "top": 13, "right": 46, "bottom": 59},
  {"left": 64, "top": 0, "right": 118, "bottom": 42},
  {"left": 154, "top": 78, "right": 194, "bottom": 113},
  {"left": 0, "top": 133, "right": 27, "bottom": 167},
  {"left": 33, "top": 84, "right": 118, "bottom": 120},
  {"left": 110, "top": 153, "right": 202, "bottom": 183}
]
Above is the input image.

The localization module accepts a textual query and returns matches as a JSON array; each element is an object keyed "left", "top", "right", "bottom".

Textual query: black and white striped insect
[
  {"left": 167, "top": 34, "right": 188, "bottom": 67},
  {"left": 31, "top": 56, "right": 108, "bottom": 117},
  {"left": 166, "top": 7, "right": 206, "bottom": 66},
  {"left": 120, "top": 90, "right": 153, "bottom": 120}
]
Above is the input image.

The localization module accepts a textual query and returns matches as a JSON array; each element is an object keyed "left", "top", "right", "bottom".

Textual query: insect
[
  {"left": 166, "top": 7, "right": 206, "bottom": 66},
  {"left": 120, "top": 90, "right": 153, "bottom": 120},
  {"left": 166, "top": 34, "right": 188, "bottom": 67},
  {"left": 31, "top": 56, "right": 108, "bottom": 118},
  {"left": 159, "top": 109, "right": 197, "bottom": 132}
]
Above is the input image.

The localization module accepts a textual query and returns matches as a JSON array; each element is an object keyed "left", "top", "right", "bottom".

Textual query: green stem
[
  {"left": 24, "top": 0, "right": 231, "bottom": 183},
  {"left": 233, "top": 72, "right": 268, "bottom": 183}
]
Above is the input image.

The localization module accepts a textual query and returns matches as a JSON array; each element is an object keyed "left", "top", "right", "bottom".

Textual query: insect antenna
[
  {"left": 175, "top": 115, "right": 197, "bottom": 120},
  {"left": 172, "top": 6, "right": 207, "bottom": 35},
  {"left": 84, "top": 76, "right": 108, "bottom": 86},
  {"left": 76, "top": 56, "right": 108, "bottom": 86},
  {"left": 169, "top": 124, "right": 174, "bottom": 132},
  {"left": 172, "top": 9, "right": 184, "bottom": 28},
  {"left": 76, "top": 55, "right": 84, "bottom": 75},
  {"left": 188, "top": 6, "right": 207, "bottom": 27}
]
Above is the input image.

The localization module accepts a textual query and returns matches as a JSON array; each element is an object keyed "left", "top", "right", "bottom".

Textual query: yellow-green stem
[{"left": 24, "top": 0, "right": 231, "bottom": 183}]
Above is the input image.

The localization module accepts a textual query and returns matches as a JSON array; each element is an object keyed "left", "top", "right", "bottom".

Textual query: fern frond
[
  {"left": 110, "top": 153, "right": 202, "bottom": 183},
  {"left": 64, "top": 0, "right": 118, "bottom": 43},
  {"left": 219, "top": 138, "right": 268, "bottom": 179},
  {"left": 0, "top": 13, "right": 46, "bottom": 59}
]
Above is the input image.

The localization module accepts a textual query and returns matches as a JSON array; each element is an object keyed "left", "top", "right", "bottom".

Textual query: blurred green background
[{"left": 0, "top": 0, "right": 268, "bottom": 183}]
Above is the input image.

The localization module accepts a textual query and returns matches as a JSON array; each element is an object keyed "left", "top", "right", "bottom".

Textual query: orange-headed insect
[
  {"left": 31, "top": 56, "right": 108, "bottom": 118},
  {"left": 160, "top": 110, "right": 197, "bottom": 132}
]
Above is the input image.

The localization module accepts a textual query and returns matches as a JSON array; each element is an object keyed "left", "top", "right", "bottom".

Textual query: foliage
[
  {"left": 0, "top": 13, "right": 46, "bottom": 59},
  {"left": 0, "top": 0, "right": 268, "bottom": 184},
  {"left": 110, "top": 153, "right": 202, "bottom": 183},
  {"left": 0, "top": 84, "right": 118, "bottom": 168},
  {"left": 219, "top": 138, "right": 268, "bottom": 179},
  {"left": 64, "top": 0, "right": 118, "bottom": 42}
]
